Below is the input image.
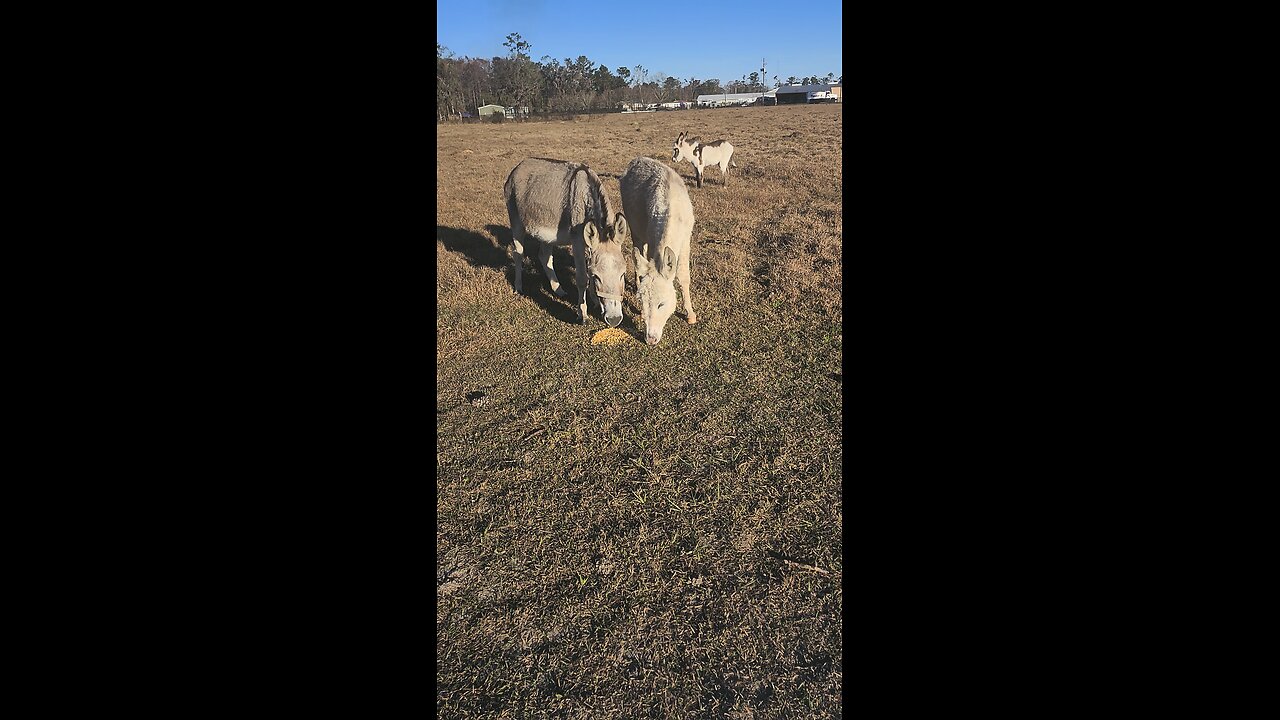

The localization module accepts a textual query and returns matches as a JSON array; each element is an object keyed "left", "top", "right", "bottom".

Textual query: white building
[{"left": 695, "top": 92, "right": 765, "bottom": 107}]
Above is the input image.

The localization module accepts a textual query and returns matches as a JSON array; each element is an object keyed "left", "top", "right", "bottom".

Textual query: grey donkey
[
  {"left": 503, "top": 158, "right": 630, "bottom": 326},
  {"left": 620, "top": 157, "right": 697, "bottom": 345}
]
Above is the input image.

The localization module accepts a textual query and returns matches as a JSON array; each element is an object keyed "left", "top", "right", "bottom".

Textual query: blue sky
[{"left": 437, "top": 0, "right": 842, "bottom": 85}]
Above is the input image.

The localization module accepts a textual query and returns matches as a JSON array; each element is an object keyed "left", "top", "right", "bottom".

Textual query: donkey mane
[{"left": 573, "top": 166, "right": 612, "bottom": 226}]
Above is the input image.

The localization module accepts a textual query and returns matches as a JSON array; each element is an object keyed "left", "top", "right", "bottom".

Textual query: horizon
[{"left": 437, "top": 0, "right": 841, "bottom": 87}]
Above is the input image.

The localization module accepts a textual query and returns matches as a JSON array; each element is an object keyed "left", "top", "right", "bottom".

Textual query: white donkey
[
  {"left": 620, "top": 157, "right": 697, "bottom": 345},
  {"left": 671, "top": 131, "right": 738, "bottom": 188},
  {"left": 504, "top": 158, "right": 630, "bottom": 326}
]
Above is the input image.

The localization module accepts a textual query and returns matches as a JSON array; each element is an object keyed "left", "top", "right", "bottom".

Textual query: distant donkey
[
  {"left": 671, "top": 131, "right": 738, "bottom": 188},
  {"left": 503, "top": 158, "right": 630, "bottom": 326},
  {"left": 620, "top": 157, "right": 697, "bottom": 345}
]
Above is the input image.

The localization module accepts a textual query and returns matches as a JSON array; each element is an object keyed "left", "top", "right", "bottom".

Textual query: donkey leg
[
  {"left": 573, "top": 248, "right": 589, "bottom": 323},
  {"left": 540, "top": 244, "right": 567, "bottom": 297},
  {"left": 511, "top": 228, "right": 525, "bottom": 294},
  {"left": 677, "top": 251, "right": 697, "bottom": 325}
]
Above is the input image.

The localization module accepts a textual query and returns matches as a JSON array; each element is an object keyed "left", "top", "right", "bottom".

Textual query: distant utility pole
[{"left": 761, "top": 59, "right": 766, "bottom": 89}]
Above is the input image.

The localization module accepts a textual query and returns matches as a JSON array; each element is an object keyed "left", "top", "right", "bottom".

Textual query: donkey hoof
[
  {"left": 553, "top": 287, "right": 567, "bottom": 297},
  {"left": 687, "top": 313, "right": 698, "bottom": 325}
]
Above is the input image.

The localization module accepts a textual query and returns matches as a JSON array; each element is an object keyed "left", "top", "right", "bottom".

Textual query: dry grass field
[{"left": 437, "top": 103, "right": 843, "bottom": 719}]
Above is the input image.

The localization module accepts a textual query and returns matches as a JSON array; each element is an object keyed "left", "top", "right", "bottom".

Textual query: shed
[{"left": 477, "top": 104, "right": 505, "bottom": 117}]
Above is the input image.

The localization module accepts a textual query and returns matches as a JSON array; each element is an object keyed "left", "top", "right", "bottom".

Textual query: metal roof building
[
  {"left": 695, "top": 92, "right": 765, "bottom": 106},
  {"left": 775, "top": 84, "right": 839, "bottom": 104}
]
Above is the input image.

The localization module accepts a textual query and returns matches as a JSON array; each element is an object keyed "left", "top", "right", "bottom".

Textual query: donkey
[
  {"left": 620, "top": 157, "right": 697, "bottom": 345},
  {"left": 671, "top": 131, "right": 738, "bottom": 188},
  {"left": 503, "top": 158, "right": 630, "bottom": 326}
]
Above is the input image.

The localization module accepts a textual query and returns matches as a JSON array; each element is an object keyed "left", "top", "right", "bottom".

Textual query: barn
[
  {"left": 775, "top": 84, "right": 838, "bottom": 104},
  {"left": 477, "top": 104, "right": 505, "bottom": 118}
]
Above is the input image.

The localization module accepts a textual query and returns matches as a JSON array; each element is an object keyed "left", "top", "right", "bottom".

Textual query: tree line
[{"left": 437, "top": 33, "right": 840, "bottom": 122}]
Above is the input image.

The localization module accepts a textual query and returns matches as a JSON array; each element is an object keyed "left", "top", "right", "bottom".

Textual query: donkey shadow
[
  {"left": 437, "top": 224, "right": 507, "bottom": 269},
  {"left": 436, "top": 224, "right": 583, "bottom": 325}
]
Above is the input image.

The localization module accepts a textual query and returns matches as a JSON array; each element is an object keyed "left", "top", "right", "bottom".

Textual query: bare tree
[
  {"left": 437, "top": 44, "right": 461, "bottom": 122},
  {"left": 632, "top": 65, "right": 649, "bottom": 90}
]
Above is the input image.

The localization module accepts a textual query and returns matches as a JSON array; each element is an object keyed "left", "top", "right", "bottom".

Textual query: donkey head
[
  {"left": 583, "top": 213, "right": 630, "bottom": 327},
  {"left": 633, "top": 244, "right": 679, "bottom": 345},
  {"left": 672, "top": 131, "right": 698, "bottom": 165}
]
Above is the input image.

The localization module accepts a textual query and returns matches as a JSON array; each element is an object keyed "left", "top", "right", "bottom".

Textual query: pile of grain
[{"left": 590, "top": 328, "right": 635, "bottom": 346}]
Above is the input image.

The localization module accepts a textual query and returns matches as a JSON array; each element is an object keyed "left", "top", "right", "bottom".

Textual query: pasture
[{"left": 437, "top": 103, "right": 843, "bottom": 719}]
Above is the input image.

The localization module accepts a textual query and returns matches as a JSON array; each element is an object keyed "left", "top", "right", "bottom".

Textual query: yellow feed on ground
[{"left": 591, "top": 328, "right": 636, "bottom": 346}]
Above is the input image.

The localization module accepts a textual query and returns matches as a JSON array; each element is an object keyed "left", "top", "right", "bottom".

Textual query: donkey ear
[
  {"left": 633, "top": 246, "right": 649, "bottom": 276},
  {"left": 584, "top": 221, "right": 600, "bottom": 251},
  {"left": 660, "top": 246, "right": 677, "bottom": 280},
  {"left": 613, "top": 213, "right": 629, "bottom": 241}
]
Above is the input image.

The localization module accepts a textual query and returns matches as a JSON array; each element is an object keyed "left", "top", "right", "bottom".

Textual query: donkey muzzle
[{"left": 595, "top": 288, "right": 623, "bottom": 327}]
